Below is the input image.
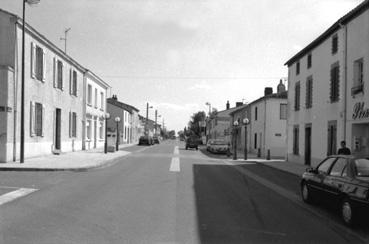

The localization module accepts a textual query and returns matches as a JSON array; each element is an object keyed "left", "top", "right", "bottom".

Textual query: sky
[{"left": 0, "top": 0, "right": 364, "bottom": 133}]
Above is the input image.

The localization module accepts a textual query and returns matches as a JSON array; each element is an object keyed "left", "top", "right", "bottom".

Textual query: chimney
[
  {"left": 112, "top": 95, "right": 118, "bottom": 100},
  {"left": 277, "top": 79, "right": 286, "bottom": 94},
  {"left": 264, "top": 87, "right": 273, "bottom": 96},
  {"left": 236, "top": 102, "right": 243, "bottom": 107},
  {"left": 226, "top": 100, "right": 230, "bottom": 110}
]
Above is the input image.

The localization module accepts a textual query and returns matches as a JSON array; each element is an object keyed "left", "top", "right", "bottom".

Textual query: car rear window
[
  {"left": 355, "top": 158, "right": 369, "bottom": 177},
  {"left": 213, "top": 141, "right": 227, "bottom": 145}
]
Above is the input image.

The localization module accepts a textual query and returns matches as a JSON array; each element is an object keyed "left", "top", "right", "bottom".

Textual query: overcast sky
[{"left": 0, "top": 0, "right": 364, "bottom": 132}]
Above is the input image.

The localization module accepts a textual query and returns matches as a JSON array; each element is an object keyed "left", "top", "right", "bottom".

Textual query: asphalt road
[{"left": 0, "top": 140, "right": 368, "bottom": 243}]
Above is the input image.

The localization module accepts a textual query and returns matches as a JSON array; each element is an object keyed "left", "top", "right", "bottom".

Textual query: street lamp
[
  {"left": 205, "top": 102, "right": 211, "bottom": 116},
  {"left": 243, "top": 118, "right": 250, "bottom": 160},
  {"left": 233, "top": 120, "right": 239, "bottom": 160},
  {"left": 20, "top": 0, "right": 40, "bottom": 163},
  {"left": 115, "top": 117, "right": 121, "bottom": 151},
  {"left": 104, "top": 113, "right": 110, "bottom": 154},
  {"left": 146, "top": 102, "right": 153, "bottom": 135}
]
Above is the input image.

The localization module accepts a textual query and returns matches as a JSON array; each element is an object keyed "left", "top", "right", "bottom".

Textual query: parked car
[
  {"left": 300, "top": 155, "right": 369, "bottom": 226},
  {"left": 185, "top": 136, "right": 199, "bottom": 150},
  {"left": 153, "top": 136, "right": 160, "bottom": 144},
  {"left": 206, "top": 139, "right": 230, "bottom": 154},
  {"left": 138, "top": 136, "right": 153, "bottom": 145}
]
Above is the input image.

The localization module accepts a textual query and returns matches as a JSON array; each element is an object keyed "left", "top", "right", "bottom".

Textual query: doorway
[
  {"left": 305, "top": 125, "right": 312, "bottom": 165},
  {"left": 55, "top": 108, "right": 61, "bottom": 151}
]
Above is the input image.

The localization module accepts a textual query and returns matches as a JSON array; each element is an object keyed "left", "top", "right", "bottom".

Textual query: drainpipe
[
  {"left": 264, "top": 99, "right": 267, "bottom": 157},
  {"left": 13, "top": 22, "right": 19, "bottom": 162},
  {"left": 340, "top": 22, "right": 348, "bottom": 142}
]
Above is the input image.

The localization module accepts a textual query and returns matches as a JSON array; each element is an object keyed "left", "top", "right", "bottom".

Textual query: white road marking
[
  {"left": 174, "top": 146, "right": 179, "bottom": 155},
  {"left": 0, "top": 188, "right": 38, "bottom": 206},
  {"left": 170, "top": 157, "right": 180, "bottom": 172}
]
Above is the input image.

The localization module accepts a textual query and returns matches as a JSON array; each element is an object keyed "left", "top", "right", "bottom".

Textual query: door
[
  {"left": 305, "top": 125, "right": 312, "bottom": 165},
  {"left": 308, "top": 157, "right": 337, "bottom": 199},
  {"left": 55, "top": 108, "right": 61, "bottom": 150},
  {"left": 322, "top": 157, "right": 348, "bottom": 204}
]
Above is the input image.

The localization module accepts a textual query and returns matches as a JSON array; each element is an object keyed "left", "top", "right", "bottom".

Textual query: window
[
  {"left": 352, "top": 58, "right": 364, "bottom": 95},
  {"left": 306, "top": 76, "right": 313, "bottom": 109},
  {"left": 94, "top": 88, "right": 98, "bottom": 108},
  {"left": 294, "top": 82, "right": 300, "bottom": 111},
  {"left": 332, "top": 34, "right": 338, "bottom": 54},
  {"left": 330, "top": 158, "right": 347, "bottom": 176},
  {"left": 307, "top": 54, "right": 312, "bottom": 69},
  {"left": 86, "top": 120, "right": 92, "bottom": 140},
  {"left": 293, "top": 125, "right": 299, "bottom": 155},
  {"left": 57, "top": 60, "right": 63, "bottom": 89},
  {"left": 254, "top": 133, "right": 257, "bottom": 149},
  {"left": 70, "top": 70, "right": 78, "bottom": 96},
  {"left": 296, "top": 61, "right": 300, "bottom": 75},
  {"left": 87, "top": 85, "right": 92, "bottom": 105},
  {"left": 254, "top": 107, "right": 258, "bottom": 121},
  {"left": 327, "top": 120, "right": 337, "bottom": 156},
  {"left": 99, "top": 121, "right": 104, "bottom": 139},
  {"left": 100, "top": 92, "right": 104, "bottom": 109},
  {"left": 30, "top": 102, "right": 44, "bottom": 137},
  {"left": 355, "top": 159, "right": 369, "bottom": 176},
  {"left": 317, "top": 157, "right": 336, "bottom": 174},
  {"left": 69, "top": 112, "right": 77, "bottom": 138},
  {"left": 31, "top": 43, "right": 45, "bottom": 82},
  {"left": 280, "top": 104, "right": 287, "bottom": 120},
  {"left": 330, "top": 63, "right": 340, "bottom": 103}
]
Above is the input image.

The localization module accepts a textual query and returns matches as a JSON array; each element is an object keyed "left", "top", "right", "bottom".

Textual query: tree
[{"left": 187, "top": 111, "right": 206, "bottom": 137}]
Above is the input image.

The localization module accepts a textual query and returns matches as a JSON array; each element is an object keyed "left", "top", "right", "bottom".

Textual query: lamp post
[
  {"left": 20, "top": 0, "right": 40, "bottom": 163},
  {"left": 243, "top": 118, "right": 250, "bottom": 160},
  {"left": 145, "top": 102, "right": 153, "bottom": 135},
  {"left": 205, "top": 102, "right": 211, "bottom": 115},
  {"left": 115, "top": 117, "right": 121, "bottom": 151},
  {"left": 104, "top": 113, "right": 110, "bottom": 154},
  {"left": 233, "top": 120, "right": 239, "bottom": 160}
]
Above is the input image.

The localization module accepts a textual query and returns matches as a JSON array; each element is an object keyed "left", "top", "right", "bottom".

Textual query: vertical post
[
  {"left": 233, "top": 126, "right": 237, "bottom": 160},
  {"left": 155, "top": 110, "right": 157, "bottom": 136},
  {"left": 104, "top": 116, "right": 108, "bottom": 154},
  {"left": 116, "top": 121, "right": 119, "bottom": 151},
  {"left": 244, "top": 125, "right": 248, "bottom": 160},
  {"left": 20, "top": 0, "right": 26, "bottom": 163},
  {"left": 145, "top": 102, "right": 148, "bottom": 135}
]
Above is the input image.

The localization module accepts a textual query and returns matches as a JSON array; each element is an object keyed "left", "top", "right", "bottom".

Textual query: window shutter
[
  {"left": 41, "top": 105, "right": 45, "bottom": 137},
  {"left": 42, "top": 49, "right": 46, "bottom": 82},
  {"left": 53, "top": 57, "right": 57, "bottom": 88},
  {"left": 31, "top": 42, "right": 36, "bottom": 78},
  {"left": 30, "top": 101, "right": 35, "bottom": 137},
  {"left": 61, "top": 62, "right": 65, "bottom": 91},
  {"left": 69, "top": 69, "right": 72, "bottom": 95},
  {"left": 69, "top": 111, "right": 72, "bottom": 138},
  {"left": 74, "top": 113, "right": 77, "bottom": 137}
]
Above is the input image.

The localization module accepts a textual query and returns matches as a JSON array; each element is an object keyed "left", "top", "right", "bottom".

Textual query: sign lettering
[{"left": 353, "top": 102, "right": 369, "bottom": 120}]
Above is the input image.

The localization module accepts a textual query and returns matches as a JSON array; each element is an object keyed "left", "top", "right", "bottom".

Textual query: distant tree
[{"left": 188, "top": 111, "right": 206, "bottom": 137}]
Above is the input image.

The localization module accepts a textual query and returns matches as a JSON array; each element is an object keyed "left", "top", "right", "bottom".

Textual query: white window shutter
[
  {"left": 61, "top": 62, "right": 65, "bottom": 91},
  {"left": 75, "top": 72, "right": 78, "bottom": 97},
  {"left": 69, "top": 69, "right": 72, "bottom": 95},
  {"left": 31, "top": 42, "right": 36, "bottom": 78},
  {"left": 30, "top": 101, "right": 35, "bottom": 137},
  {"left": 53, "top": 57, "right": 57, "bottom": 88},
  {"left": 69, "top": 111, "right": 71, "bottom": 138},
  {"left": 42, "top": 49, "right": 46, "bottom": 82},
  {"left": 41, "top": 105, "right": 45, "bottom": 137}
]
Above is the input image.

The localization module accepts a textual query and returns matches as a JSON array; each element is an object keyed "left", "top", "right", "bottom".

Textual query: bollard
[
  {"left": 257, "top": 148, "right": 261, "bottom": 158},
  {"left": 267, "top": 149, "right": 270, "bottom": 160}
]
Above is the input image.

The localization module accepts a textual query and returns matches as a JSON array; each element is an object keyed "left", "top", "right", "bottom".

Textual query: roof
[
  {"left": 247, "top": 91, "right": 288, "bottom": 107},
  {"left": 107, "top": 98, "right": 140, "bottom": 113},
  {"left": 285, "top": 0, "right": 369, "bottom": 66},
  {"left": 229, "top": 104, "right": 249, "bottom": 116}
]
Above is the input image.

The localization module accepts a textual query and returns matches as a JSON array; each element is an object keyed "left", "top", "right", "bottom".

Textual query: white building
[
  {"left": 0, "top": 9, "right": 86, "bottom": 161},
  {"left": 84, "top": 71, "right": 110, "bottom": 150},
  {"left": 285, "top": 0, "right": 369, "bottom": 166}
]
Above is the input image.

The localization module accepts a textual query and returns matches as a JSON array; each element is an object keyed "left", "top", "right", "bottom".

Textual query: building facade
[
  {"left": 84, "top": 71, "right": 110, "bottom": 150},
  {"left": 285, "top": 0, "right": 369, "bottom": 166},
  {"left": 0, "top": 9, "right": 86, "bottom": 162}
]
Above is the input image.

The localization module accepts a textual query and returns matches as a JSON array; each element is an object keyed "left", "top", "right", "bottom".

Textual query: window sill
[{"left": 87, "top": 103, "right": 92, "bottom": 107}]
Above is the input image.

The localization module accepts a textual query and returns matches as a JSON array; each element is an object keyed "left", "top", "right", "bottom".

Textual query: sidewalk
[
  {"left": 229, "top": 150, "right": 308, "bottom": 176},
  {"left": 0, "top": 144, "right": 136, "bottom": 172}
]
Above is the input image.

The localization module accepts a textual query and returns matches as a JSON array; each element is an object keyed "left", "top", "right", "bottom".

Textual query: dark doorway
[
  {"left": 55, "top": 108, "right": 61, "bottom": 150},
  {"left": 305, "top": 125, "right": 311, "bottom": 165}
]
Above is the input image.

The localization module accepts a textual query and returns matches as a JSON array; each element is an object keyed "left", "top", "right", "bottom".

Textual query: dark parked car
[
  {"left": 153, "top": 136, "right": 160, "bottom": 144},
  {"left": 185, "top": 137, "right": 199, "bottom": 150},
  {"left": 138, "top": 136, "right": 153, "bottom": 145},
  {"left": 300, "top": 155, "right": 369, "bottom": 226}
]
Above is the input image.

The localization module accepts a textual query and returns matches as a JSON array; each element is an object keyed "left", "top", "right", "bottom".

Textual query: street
[{"left": 0, "top": 140, "right": 368, "bottom": 244}]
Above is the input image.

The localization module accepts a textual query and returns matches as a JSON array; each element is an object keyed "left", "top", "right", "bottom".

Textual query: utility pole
[
  {"left": 60, "top": 27, "right": 71, "bottom": 53},
  {"left": 155, "top": 110, "right": 157, "bottom": 136}
]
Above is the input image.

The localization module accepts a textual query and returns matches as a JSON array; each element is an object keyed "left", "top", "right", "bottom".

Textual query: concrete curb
[{"left": 0, "top": 152, "right": 131, "bottom": 172}]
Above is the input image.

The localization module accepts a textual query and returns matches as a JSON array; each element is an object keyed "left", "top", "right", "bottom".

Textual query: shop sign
[{"left": 353, "top": 102, "right": 369, "bottom": 120}]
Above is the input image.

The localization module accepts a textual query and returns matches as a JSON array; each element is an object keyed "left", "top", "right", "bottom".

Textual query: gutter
[{"left": 340, "top": 22, "right": 348, "bottom": 142}]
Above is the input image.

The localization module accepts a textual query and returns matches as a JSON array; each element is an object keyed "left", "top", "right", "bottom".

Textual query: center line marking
[
  {"left": 174, "top": 146, "right": 179, "bottom": 155},
  {"left": 170, "top": 157, "right": 180, "bottom": 172},
  {"left": 0, "top": 188, "right": 38, "bottom": 206}
]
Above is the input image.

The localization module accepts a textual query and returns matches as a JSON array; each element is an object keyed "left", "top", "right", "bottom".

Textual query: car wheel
[
  {"left": 341, "top": 198, "right": 355, "bottom": 226},
  {"left": 196, "top": 147, "right": 198, "bottom": 150},
  {"left": 301, "top": 182, "right": 313, "bottom": 204},
  {"left": 185, "top": 146, "right": 188, "bottom": 150}
]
